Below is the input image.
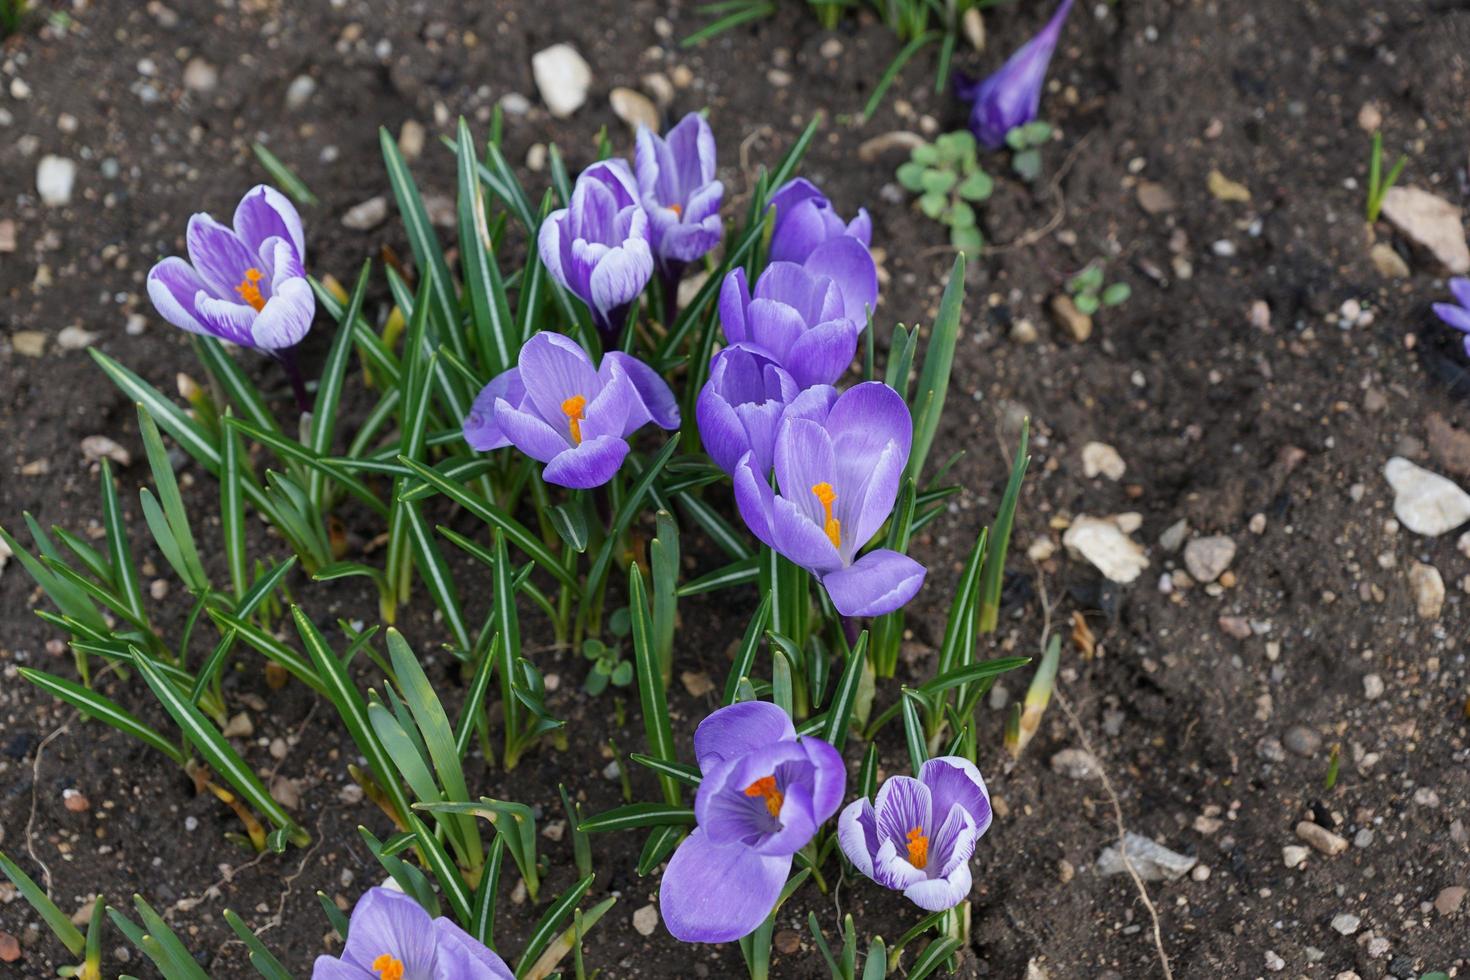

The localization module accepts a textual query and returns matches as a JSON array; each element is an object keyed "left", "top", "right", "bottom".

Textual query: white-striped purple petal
[
  {"left": 920, "top": 756, "right": 993, "bottom": 838},
  {"left": 186, "top": 213, "right": 258, "bottom": 302},
  {"left": 233, "top": 184, "right": 306, "bottom": 261},
  {"left": 250, "top": 275, "right": 315, "bottom": 351},
  {"left": 837, "top": 798, "right": 880, "bottom": 879},
  {"left": 147, "top": 257, "right": 212, "bottom": 336}
]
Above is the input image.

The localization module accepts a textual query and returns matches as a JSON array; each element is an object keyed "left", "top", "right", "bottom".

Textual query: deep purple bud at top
[
  {"left": 955, "top": 0, "right": 1074, "bottom": 149},
  {"left": 538, "top": 160, "right": 654, "bottom": 343},
  {"left": 310, "top": 886, "right": 513, "bottom": 979},
  {"left": 766, "top": 177, "right": 872, "bottom": 267},
  {"left": 146, "top": 185, "right": 315, "bottom": 351},
  {"left": 838, "top": 757, "right": 993, "bottom": 911},
  {"left": 1432, "top": 277, "right": 1470, "bottom": 358},
  {"left": 462, "top": 332, "right": 678, "bottom": 489},
  {"left": 659, "top": 702, "right": 845, "bottom": 943},
  {"left": 732, "top": 381, "right": 926, "bottom": 617},
  {"left": 635, "top": 112, "right": 724, "bottom": 276}
]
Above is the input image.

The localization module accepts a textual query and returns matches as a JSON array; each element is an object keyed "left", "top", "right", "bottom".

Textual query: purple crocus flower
[
  {"left": 955, "top": 0, "right": 1074, "bottom": 149},
  {"left": 660, "top": 701, "right": 845, "bottom": 943},
  {"left": 732, "top": 382, "right": 925, "bottom": 617},
  {"left": 1432, "top": 277, "right": 1470, "bottom": 357},
  {"left": 767, "top": 178, "right": 872, "bottom": 268},
  {"left": 311, "top": 886, "right": 513, "bottom": 980},
  {"left": 462, "top": 332, "right": 678, "bottom": 489},
  {"left": 538, "top": 160, "right": 654, "bottom": 346},
  {"left": 837, "top": 757, "right": 992, "bottom": 912},
  {"left": 146, "top": 185, "right": 315, "bottom": 403},
  {"left": 695, "top": 348, "right": 837, "bottom": 477},
  {"left": 635, "top": 113, "right": 724, "bottom": 292},
  {"left": 718, "top": 246, "right": 877, "bottom": 388}
]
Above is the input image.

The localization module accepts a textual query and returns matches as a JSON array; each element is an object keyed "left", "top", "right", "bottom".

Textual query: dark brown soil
[{"left": 3, "top": 0, "right": 1469, "bottom": 977}]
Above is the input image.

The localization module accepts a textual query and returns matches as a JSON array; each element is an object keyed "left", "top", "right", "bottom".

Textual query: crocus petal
[
  {"left": 827, "top": 382, "right": 913, "bottom": 473},
  {"left": 578, "top": 362, "right": 637, "bottom": 444},
  {"left": 311, "top": 957, "right": 374, "bottom": 980},
  {"left": 692, "top": 700, "right": 795, "bottom": 771},
  {"left": 1434, "top": 302, "right": 1470, "bottom": 334},
  {"left": 871, "top": 838, "right": 928, "bottom": 890},
  {"left": 743, "top": 298, "right": 808, "bottom": 365},
  {"left": 752, "top": 777, "right": 818, "bottom": 856},
  {"left": 966, "top": 0, "right": 1074, "bottom": 148},
  {"left": 718, "top": 268, "right": 752, "bottom": 344},
  {"left": 821, "top": 548, "right": 926, "bottom": 617},
  {"left": 250, "top": 276, "right": 315, "bottom": 350},
  {"left": 233, "top": 184, "right": 306, "bottom": 260},
  {"left": 147, "top": 257, "right": 212, "bottom": 336},
  {"left": 659, "top": 827, "right": 792, "bottom": 943},
  {"left": 837, "top": 798, "right": 880, "bottom": 879},
  {"left": 463, "top": 369, "right": 526, "bottom": 451},
  {"left": 902, "top": 860, "right": 973, "bottom": 912},
  {"left": 186, "top": 213, "right": 258, "bottom": 301},
  {"left": 919, "top": 757, "right": 993, "bottom": 838},
  {"left": 657, "top": 213, "right": 724, "bottom": 265},
  {"left": 730, "top": 399, "right": 786, "bottom": 476},
  {"left": 773, "top": 495, "right": 845, "bottom": 574},
  {"left": 804, "top": 236, "right": 879, "bottom": 328},
  {"left": 432, "top": 918, "right": 515, "bottom": 980},
  {"left": 601, "top": 351, "right": 680, "bottom": 432},
  {"left": 769, "top": 197, "right": 831, "bottom": 265},
  {"left": 517, "top": 331, "right": 602, "bottom": 427},
  {"left": 773, "top": 418, "right": 837, "bottom": 524},
  {"left": 798, "top": 735, "right": 846, "bottom": 824},
  {"left": 835, "top": 441, "right": 903, "bottom": 561},
  {"left": 846, "top": 208, "right": 873, "bottom": 247},
  {"left": 192, "top": 293, "right": 259, "bottom": 347},
  {"left": 1450, "top": 277, "right": 1470, "bottom": 309},
  {"left": 542, "top": 434, "right": 629, "bottom": 489},
  {"left": 874, "top": 775, "right": 932, "bottom": 852},
  {"left": 732, "top": 452, "right": 779, "bottom": 549},
  {"left": 588, "top": 238, "right": 654, "bottom": 321},
  {"left": 696, "top": 383, "right": 757, "bottom": 475},
  {"left": 784, "top": 318, "right": 858, "bottom": 388},
  {"left": 493, "top": 400, "right": 571, "bottom": 463},
  {"left": 339, "top": 888, "right": 437, "bottom": 977},
  {"left": 927, "top": 804, "right": 979, "bottom": 877}
]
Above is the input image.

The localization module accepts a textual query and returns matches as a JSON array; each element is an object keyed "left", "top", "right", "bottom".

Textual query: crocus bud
[{"left": 955, "top": 0, "right": 1074, "bottom": 149}]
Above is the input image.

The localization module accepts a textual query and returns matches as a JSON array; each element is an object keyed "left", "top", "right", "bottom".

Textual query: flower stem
[
  {"left": 275, "top": 347, "right": 310, "bottom": 415},
  {"left": 659, "top": 261, "right": 686, "bottom": 325}
]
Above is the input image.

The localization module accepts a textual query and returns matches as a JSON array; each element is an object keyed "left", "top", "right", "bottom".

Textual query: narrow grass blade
[
  {"left": 629, "top": 753, "right": 703, "bottom": 788},
  {"left": 98, "top": 458, "right": 147, "bottom": 625},
  {"left": 585, "top": 437, "right": 680, "bottom": 600},
  {"left": 137, "top": 405, "right": 208, "bottom": 590},
  {"left": 676, "top": 554, "right": 758, "bottom": 596},
  {"left": 252, "top": 142, "right": 319, "bottom": 206},
  {"left": 457, "top": 117, "right": 516, "bottom": 377},
  {"left": 724, "top": 593, "right": 772, "bottom": 704},
  {"left": 674, "top": 492, "right": 752, "bottom": 561},
  {"left": 19, "top": 668, "right": 186, "bottom": 765},
  {"left": 907, "top": 253, "right": 965, "bottom": 485},
  {"left": 0, "top": 851, "right": 86, "bottom": 955},
  {"left": 223, "top": 908, "right": 292, "bottom": 980},
  {"left": 909, "top": 936, "right": 963, "bottom": 980},
  {"left": 862, "top": 31, "right": 937, "bottom": 120},
  {"left": 492, "top": 530, "right": 522, "bottom": 765},
  {"left": 822, "top": 630, "right": 868, "bottom": 753},
  {"left": 308, "top": 259, "right": 371, "bottom": 510},
  {"left": 514, "top": 874, "right": 594, "bottom": 979},
  {"left": 579, "top": 802, "right": 697, "bottom": 833},
  {"left": 977, "top": 418, "right": 1030, "bottom": 633},
  {"left": 629, "top": 566, "right": 681, "bottom": 806}
]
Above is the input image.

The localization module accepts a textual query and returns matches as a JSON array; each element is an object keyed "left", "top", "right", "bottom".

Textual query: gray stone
[
  {"left": 1330, "top": 912, "right": 1360, "bottom": 935},
  {"left": 285, "top": 74, "right": 317, "bottom": 110},
  {"left": 1283, "top": 725, "right": 1321, "bottom": 758},
  {"left": 1380, "top": 186, "right": 1470, "bottom": 274},
  {"left": 1095, "top": 832, "right": 1196, "bottom": 881},
  {"left": 36, "top": 155, "right": 77, "bottom": 206},
  {"left": 533, "top": 44, "right": 592, "bottom": 118},
  {"left": 1183, "top": 535, "right": 1236, "bottom": 582}
]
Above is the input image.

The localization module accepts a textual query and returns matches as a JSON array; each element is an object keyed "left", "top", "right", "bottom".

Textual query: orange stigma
[
  {"left": 905, "top": 827, "right": 929, "bottom": 870},
  {"left": 234, "top": 267, "right": 266, "bottom": 312},
  {"left": 561, "top": 394, "right": 587, "bottom": 445},
  {"left": 810, "top": 482, "right": 840, "bottom": 549},
  {"left": 371, "top": 954, "right": 405, "bottom": 980},
  {"left": 669, "top": 202, "right": 683, "bottom": 216},
  {"left": 743, "top": 774, "right": 784, "bottom": 818}
]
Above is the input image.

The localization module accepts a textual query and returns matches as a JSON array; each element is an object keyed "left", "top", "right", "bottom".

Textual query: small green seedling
[
  {"left": 582, "top": 607, "right": 634, "bottom": 695},
  {"left": 897, "top": 131, "right": 994, "bottom": 252},
  {"left": 1364, "top": 130, "right": 1407, "bottom": 223},
  {"left": 1005, "top": 121, "right": 1053, "bottom": 182},
  {"left": 1066, "top": 261, "right": 1131, "bottom": 316},
  {"left": 0, "top": 0, "right": 29, "bottom": 36}
]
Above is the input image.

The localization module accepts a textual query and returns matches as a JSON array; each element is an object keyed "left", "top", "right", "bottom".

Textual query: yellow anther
[
  {"left": 905, "top": 826, "right": 929, "bottom": 870},
  {"left": 372, "top": 954, "right": 405, "bottom": 980},
  {"left": 234, "top": 267, "right": 266, "bottom": 312},
  {"left": 561, "top": 394, "right": 587, "bottom": 445},
  {"left": 744, "top": 774, "right": 784, "bottom": 818},
  {"left": 810, "top": 482, "right": 840, "bottom": 549}
]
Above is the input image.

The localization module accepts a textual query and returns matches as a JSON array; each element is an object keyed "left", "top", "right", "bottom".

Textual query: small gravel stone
[
  {"left": 1353, "top": 828, "right": 1373, "bottom": 849},
  {"left": 182, "top": 57, "right": 218, "bottom": 93},
  {"left": 57, "top": 325, "right": 99, "bottom": 350},
  {"left": 1282, "top": 845, "right": 1309, "bottom": 869},
  {"left": 1282, "top": 725, "right": 1321, "bottom": 757},
  {"left": 1264, "top": 950, "right": 1285, "bottom": 972},
  {"left": 1380, "top": 185, "right": 1470, "bottom": 274},
  {"left": 1362, "top": 673, "right": 1385, "bottom": 699},
  {"left": 498, "top": 92, "right": 531, "bottom": 115},
  {"left": 62, "top": 789, "right": 90, "bottom": 813},
  {"left": 1383, "top": 457, "right": 1470, "bottom": 537},
  {"left": 342, "top": 196, "right": 389, "bottom": 231},
  {"left": 773, "top": 929, "right": 801, "bottom": 954},
  {"left": 1255, "top": 736, "right": 1286, "bottom": 763},
  {"left": 1184, "top": 535, "right": 1236, "bottom": 582},
  {"left": 1062, "top": 516, "right": 1148, "bottom": 583},
  {"left": 1408, "top": 561, "right": 1445, "bottom": 619},
  {"left": 1217, "top": 616, "right": 1252, "bottom": 639},
  {"left": 1081, "top": 441, "right": 1126, "bottom": 480},
  {"left": 533, "top": 44, "right": 592, "bottom": 118},
  {"left": 81, "top": 436, "right": 131, "bottom": 466},
  {"left": 1050, "top": 294, "right": 1092, "bottom": 342},
  {"left": 631, "top": 904, "right": 659, "bottom": 936},
  {"left": 1330, "top": 913, "right": 1360, "bottom": 936},
  {"left": 1158, "top": 519, "right": 1189, "bottom": 553},
  {"left": 398, "top": 119, "right": 426, "bottom": 161},
  {"left": 610, "top": 87, "right": 659, "bottom": 132},
  {"left": 1049, "top": 748, "right": 1101, "bottom": 780},
  {"left": 37, "top": 155, "right": 77, "bottom": 206},
  {"left": 285, "top": 74, "right": 317, "bottom": 110},
  {"left": 1433, "top": 886, "right": 1465, "bottom": 914},
  {"left": 1295, "top": 820, "right": 1348, "bottom": 856},
  {"left": 1095, "top": 833, "right": 1196, "bottom": 881},
  {"left": 185, "top": 815, "right": 200, "bottom": 832}
]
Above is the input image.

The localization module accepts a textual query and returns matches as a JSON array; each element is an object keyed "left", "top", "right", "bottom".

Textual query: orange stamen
[
  {"left": 669, "top": 202, "right": 683, "bottom": 216},
  {"left": 372, "top": 954, "right": 405, "bottom": 980},
  {"left": 905, "top": 826, "right": 929, "bottom": 870},
  {"left": 744, "top": 774, "right": 784, "bottom": 818},
  {"left": 561, "top": 394, "right": 587, "bottom": 445},
  {"left": 234, "top": 267, "right": 266, "bottom": 312},
  {"left": 810, "top": 482, "right": 840, "bottom": 549}
]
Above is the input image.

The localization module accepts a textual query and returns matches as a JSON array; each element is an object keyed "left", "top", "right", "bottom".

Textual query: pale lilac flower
[
  {"left": 462, "top": 332, "right": 678, "bottom": 489},
  {"left": 1432, "top": 277, "right": 1470, "bottom": 357},
  {"left": 767, "top": 178, "right": 872, "bottom": 267},
  {"left": 695, "top": 347, "right": 836, "bottom": 477},
  {"left": 635, "top": 112, "right": 724, "bottom": 286},
  {"left": 838, "top": 757, "right": 993, "bottom": 911},
  {"left": 955, "top": 0, "right": 1075, "bottom": 149},
  {"left": 311, "top": 886, "right": 512, "bottom": 980},
  {"left": 732, "top": 382, "right": 925, "bottom": 617},
  {"left": 538, "top": 160, "right": 654, "bottom": 346},
  {"left": 660, "top": 701, "right": 845, "bottom": 943}
]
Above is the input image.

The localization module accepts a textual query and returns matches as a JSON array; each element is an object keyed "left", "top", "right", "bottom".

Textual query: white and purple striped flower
[
  {"left": 732, "top": 382, "right": 925, "bottom": 617},
  {"left": 1432, "top": 277, "right": 1470, "bottom": 357},
  {"left": 146, "top": 185, "right": 315, "bottom": 353},
  {"left": 660, "top": 701, "right": 845, "bottom": 943},
  {"left": 311, "top": 886, "right": 512, "bottom": 980},
  {"left": 538, "top": 160, "right": 654, "bottom": 346},
  {"left": 838, "top": 757, "right": 993, "bottom": 912},
  {"left": 955, "top": 0, "right": 1074, "bottom": 149},
  {"left": 635, "top": 112, "right": 724, "bottom": 284},
  {"left": 461, "top": 332, "right": 678, "bottom": 490}
]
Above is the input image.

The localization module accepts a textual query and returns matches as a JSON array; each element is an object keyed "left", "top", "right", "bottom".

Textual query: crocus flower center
[
  {"left": 810, "top": 482, "right": 841, "bottom": 549},
  {"left": 743, "top": 774, "right": 784, "bottom": 818},
  {"left": 668, "top": 202, "right": 683, "bottom": 217},
  {"left": 234, "top": 267, "right": 266, "bottom": 313},
  {"left": 372, "top": 954, "right": 405, "bottom": 980},
  {"left": 905, "top": 826, "right": 929, "bottom": 870},
  {"left": 561, "top": 394, "right": 587, "bottom": 445}
]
